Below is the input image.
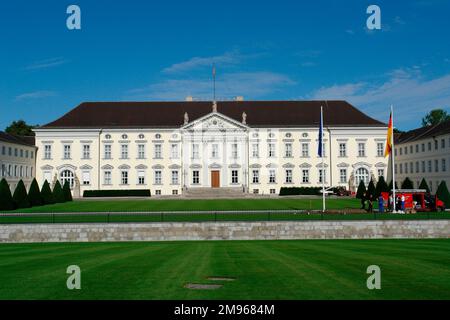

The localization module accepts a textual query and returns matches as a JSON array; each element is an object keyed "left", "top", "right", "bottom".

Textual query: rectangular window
[
  {"left": 104, "top": 171, "right": 112, "bottom": 185},
  {"left": 428, "top": 161, "right": 432, "bottom": 173},
  {"left": 231, "top": 170, "right": 238, "bottom": 184},
  {"left": 285, "top": 169, "right": 293, "bottom": 183},
  {"left": 138, "top": 144, "right": 145, "bottom": 159},
  {"left": 25, "top": 150, "right": 29, "bottom": 158},
  {"left": 399, "top": 163, "right": 403, "bottom": 174},
  {"left": 212, "top": 144, "right": 219, "bottom": 158},
  {"left": 63, "top": 145, "right": 71, "bottom": 159},
  {"left": 377, "top": 169, "right": 384, "bottom": 178},
  {"left": 416, "top": 144, "right": 419, "bottom": 153},
  {"left": 319, "top": 169, "right": 326, "bottom": 183},
  {"left": 121, "top": 144, "right": 128, "bottom": 159},
  {"left": 404, "top": 146, "right": 408, "bottom": 155},
  {"left": 442, "top": 139, "right": 446, "bottom": 149},
  {"left": 270, "top": 189, "right": 276, "bottom": 194},
  {"left": 82, "top": 171, "right": 90, "bottom": 185},
  {"left": 44, "top": 145, "right": 52, "bottom": 159},
  {"left": 405, "top": 163, "right": 408, "bottom": 174},
  {"left": 172, "top": 190, "right": 178, "bottom": 195},
  {"left": 171, "top": 144, "right": 179, "bottom": 159},
  {"left": 269, "top": 169, "right": 276, "bottom": 183},
  {"left": 1, "top": 146, "right": 5, "bottom": 155},
  {"left": 377, "top": 143, "right": 384, "bottom": 157},
  {"left": 252, "top": 144, "right": 259, "bottom": 158},
  {"left": 435, "top": 140, "right": 438, "bottom": 150},
  {"left": 231, "top": 143, "right": 238, "bottom": 159},
  {"left": 416, "top": 162, "right": 419, "bottom": 173},
  {"left": 422, "top": 143, "right": 425, "bottom": 152},
  {"left": 82, "top": 145, "right": 90, "bottom": 159},
  {"left": 410, "top": 145, "right": 413, "bottom": 154},
  {"left": 154, "top": 170, "right": 162, "bottom": 184},
  {"left": 192, "top": 144, "right": 199, "bottom": 159},
  {"left": 192, "top": 170, "right": 200, "bottom": 184},
  {"left": 104, "top": 144, "right": 112, "bottom": 159},
  {"left": 19, "top": 149, "right": 23, "bottom": 157},
  {"left": 252, "top": 170, "right": 259, "bottom": 184},
  {"left": 358, "top": 143, "right": 365, "bottom": 157},
  {"left": 340, "top": 169, "right": 347, "bottom": 183},
  {"left": 302, "top": 169, "right": 309, "bottom": 183},
  {"left": 302, "top": 143, "right": 309, "bottom": 157},
  {"left": 428, "top": 142, "right": 432, "bottom": 151},
  {"left": 339, "top": 143, "right": 346, "bottom": 157},
  {"left": 285, "top": 143, "right": 292, "bottom": 157},
  {"left": 136, "top": 171, "right": 145, "bottom": 185},
  {"left": 435, "top": 159, "right": 439, "bottom": 172},
  {"left": 171, "top": 170, "right": 179, "bottom": 185},
  {"left": 154, "top": 144, "right": 162, "bottom": 159},
  {"left": 422, "top": 161, "right": 425, "bottom": 173},
  {"left": 442, "top": 159, "right": 446, "bottom": 172},
  {"left": 268, "top": 143, "right": 275, "bottom": 157},
  {"left": 121, "top": 171, "right": 128, "bottom": 185}
]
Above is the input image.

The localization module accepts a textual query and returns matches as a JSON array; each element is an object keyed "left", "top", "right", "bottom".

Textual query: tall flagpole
[
  {"left": 391, "top": 105, "right": 396, "bottom": 212},
  {"left": 320, "top": 106, "right": 325, "bottom": 212}
]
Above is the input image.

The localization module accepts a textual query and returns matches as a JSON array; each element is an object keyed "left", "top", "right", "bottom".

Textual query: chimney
[
  {"left": 235, "top": 96, "right": 244, "bottom": 101},
  {"left": 185, "top": 96, "right": 194, "bottom": 102}
]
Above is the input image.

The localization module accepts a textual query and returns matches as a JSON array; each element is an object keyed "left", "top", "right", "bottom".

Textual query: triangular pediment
[{"left": 182, "top": 112, "right": 248, "bottom": 131}]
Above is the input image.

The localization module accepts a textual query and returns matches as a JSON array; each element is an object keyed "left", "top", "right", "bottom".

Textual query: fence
[{"left": 0, "top": 210, "right": 449, "bottom": 224}]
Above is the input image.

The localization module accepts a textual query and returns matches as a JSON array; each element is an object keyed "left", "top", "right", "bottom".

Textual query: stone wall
[{"left": 0, "top": 220, "right": 449, "bottom": 243}]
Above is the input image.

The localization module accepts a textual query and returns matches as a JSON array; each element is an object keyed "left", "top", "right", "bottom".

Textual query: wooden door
[{"left": 211, "top": 171, "right": 220, "bottom": 188}]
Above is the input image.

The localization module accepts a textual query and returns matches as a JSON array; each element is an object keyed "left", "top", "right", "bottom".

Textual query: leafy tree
[
  {"left": 28, "top": 178, "right": 42, "bottom": 206},
  {"left": 62, "top": 181, "right": 73, "bottom": 202},
  {"left": 12, "top": 180, "right": 31, "bottom": 209},
  {"left": 419, "top": 178, "right": 430, "bottom": 193},
  {"left": 375, "top": 176, "right": 389, "bottom": 198},
  {"left": 421, "top": 109, "right": 450, "bottom": 127},
  {"left": 5, "top": 120, "right": 36, "bottom": 136},
  {"left": 52, "top": 180, "right": 66, "bottom": 203},
  {"left": 41, "top": 180, "right": 55, "bottom": 205},
  {"left": 436, "top": 181, "right": 450, "bottom": 208},
  {"left": 0, "top": 178, "right": 15, "bottom": 210},
  {"left": 401, "top": 177, "right": 414, "bottom": 189},
  {"left": 367, "top": 179, "right": 376, "bottom": 200},
  {"left": 356, "top": 180, "right": 367, "bottom": 199}
]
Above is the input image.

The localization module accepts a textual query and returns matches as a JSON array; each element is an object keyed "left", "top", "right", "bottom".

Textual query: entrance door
[{"left": 211, "top": 171, "right": 220, "bottom": 188}]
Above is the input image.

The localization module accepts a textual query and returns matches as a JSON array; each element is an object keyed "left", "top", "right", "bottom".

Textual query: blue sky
[{"left": 1, "top": 0, "right": 449, "bottom": 130}]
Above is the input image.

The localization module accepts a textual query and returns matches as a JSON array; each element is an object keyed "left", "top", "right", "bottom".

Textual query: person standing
[
  {"left": 401, "top": 194, "right": 406, "bottom": 212},
  {"left": 378, "top": 195, "right": 384, "bottom": 213}
]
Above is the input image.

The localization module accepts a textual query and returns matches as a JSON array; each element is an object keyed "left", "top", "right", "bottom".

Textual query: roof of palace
[
  {"left": 0, "top": 131, "right": 36, "bottom": 147},
  {"left": 395, "top": 119, "right": 450, "bottom": 144},
  {"left": 39, "top": 100, "right": 386, "bottom": 129}
]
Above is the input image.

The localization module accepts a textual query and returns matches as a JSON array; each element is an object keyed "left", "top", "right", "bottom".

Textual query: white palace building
[{"left": 34, "top": 100, "right": 388, "bottom": 197}]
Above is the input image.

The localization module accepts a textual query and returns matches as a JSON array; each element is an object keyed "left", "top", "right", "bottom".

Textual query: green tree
[
  {"left": 421, "top": 109, "right": 450, "bottom": 127},
  {"left": 375, "top": 176, "right": 389, "bottom": 198},
  {"left": 41, "top": 180, "right": 55, "bottom": 205},
  {"left": 0, "top": 178, "right": 15, "bottom": 210},
  {"left": 28, "top": 178, "right": 42, "bottom": 206},
  {"left": 5, "top": 120, "right": 36, "bottom": 136},
  {"left": 62, "top": 181, "right": 73, "bottom": 202},
  {"left": 12, "top": 180, "right": 31, "bottom": 209},
  {"left": 367, "top": 179, "right": 376, "bottom": 200},
  {"left": 419, "top": 178, "right": 430, "bottom": 193},
  {"left": 436, "top": 181, "right": 450, "bottom": 208},
  {"left": 401, "top": 177, "right": 414, "bottom": 189},
  {"left": 356, "top": 180, "right": 367, "bottom": 199},
  {"left": 52, "top": 180, "right": 66, "bottom": 203}
]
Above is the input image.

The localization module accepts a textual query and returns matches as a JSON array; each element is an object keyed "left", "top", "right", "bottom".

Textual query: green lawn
[
  {"left": 4, "top": 198, "right": 366, "bottom": 213},
  {"left": 0, "top": 239, "right": 449, "bottom": 299}
]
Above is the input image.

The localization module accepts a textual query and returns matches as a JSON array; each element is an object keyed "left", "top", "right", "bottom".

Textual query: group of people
[{"left": 360, "top": 193, "right": 406, "bottom": 213}]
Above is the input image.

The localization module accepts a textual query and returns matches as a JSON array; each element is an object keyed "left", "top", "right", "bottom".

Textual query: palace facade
[{"left": 34, "top": 100, "right": 388, "bottom": 197}]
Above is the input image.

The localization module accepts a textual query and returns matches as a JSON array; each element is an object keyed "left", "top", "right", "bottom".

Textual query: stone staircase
[{"left": 183, "top": 187, "right": 249, "bottom": 199}]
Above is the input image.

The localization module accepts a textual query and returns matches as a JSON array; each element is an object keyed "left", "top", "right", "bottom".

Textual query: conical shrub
[
  {"left": 12, "top": 180, "right": 31, "bottom": 209},
  {"left": 0, "top": 178, "right": 15, "bottom": 211},
  {"left": 28, "top": 178, "right": 42, "bottom": 206},
  {"left": 356, "top": 180, "right": 366, "bottom": 199},
  {"left": 62, "top": 181, "right": 73, "bottom": 202},
  {"left": 419, "top": 178, "right": 430, "bottom": 193},
  {"left": 41, "top": 180, "right": 55, "bottom": 205},
  {"left": 52, "top": 180, "right": 66, "bottom": 203},
  {"left": 436, "top": 181, "right": 450, "bottom": 208}
]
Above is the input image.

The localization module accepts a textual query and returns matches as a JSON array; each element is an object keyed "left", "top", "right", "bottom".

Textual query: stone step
[{"left": 183, "top": 187, "right": 247, "bottom": 198}]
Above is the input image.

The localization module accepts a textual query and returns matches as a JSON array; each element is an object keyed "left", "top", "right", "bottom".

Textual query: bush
[
  {"left": 41, "top": 180, "right": 55, "bottom": 205},
  {"left": 52, "top": 180, "right": 66, "bottom": 203},
  {"left": 388, "top": 180, "right": 399, "bottom": 191},
  {"left": 62, "top": 181, "right": 73, "bottom": 202},
  {"left": 401, "top": 177, "right": 414, "bottom": 189},
  {"left": 83, "top": 189, "right": 151, "bottom": 197},
  {"left": 355, "top": 180, "right": 366, "bottom": 199},
  {"left": 419, "top": 178, "right": 430, "bottom": 193},
  {"left": 375, "top": 176, "right": 389, "bottom": 198},
  {"left": 367, "top": 179, "right": 376, "bottom": 200},
  {"left": 28, "top": 178, "right": 42, "bottom": 206},
  {"left": 12, "top": 180, "right": 31, "bottom": 209},
  {"left": 279, "top": 187, "right": 321, "bottom": 196},
  {"left": 436, "top": 181, "right": 450, "bottom": 208},
  {"left": 0, "top": 178, "right": 15, "bottom": 211}
]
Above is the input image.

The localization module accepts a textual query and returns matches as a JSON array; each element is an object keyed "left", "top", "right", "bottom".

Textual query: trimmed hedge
[
  {"left": 41, "top": 180, "right": 55, "bottom": 205},
  {"left": 52, "top": 180, "right": 66, "bottom": 203},
  {"left": 83, "top": 189, "right": 151, "bottom": 197},
  {"left": 279, "top": 187, "right": 321, "bottom": 196},
  {"left": 62, "top": 181, "right": 73, "bottom": 202},
  {"left": 12, "top": 180, "right": 31, "bottom": 209},
  {"left": 0, "top": 178, "right": 15, "bottom": 210},
  {"left": 28, "top": 178, "right": 43, "bottom": 206}
]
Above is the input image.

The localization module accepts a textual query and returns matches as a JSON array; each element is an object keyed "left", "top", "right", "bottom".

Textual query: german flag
[{"left": 384, "top": 111, "right": 393, "bottom": 157}]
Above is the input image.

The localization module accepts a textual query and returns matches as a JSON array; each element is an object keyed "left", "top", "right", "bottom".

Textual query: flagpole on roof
[{"left": 212, "top": 64, "right": 216, "bottom": 102}]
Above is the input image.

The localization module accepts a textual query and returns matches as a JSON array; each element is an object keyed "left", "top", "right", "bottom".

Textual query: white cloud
[
  {"left": 24, "top": 57, "right": 68, "bottom": 71},
  {"left": 309, "top": 68, "right": 450, "bottom": 127},
  {"left": 15, "top": 90, "right": 57, "bottom": 101},
  {"left": 127, "top": 72, "right": 295, "bottom": 100}
]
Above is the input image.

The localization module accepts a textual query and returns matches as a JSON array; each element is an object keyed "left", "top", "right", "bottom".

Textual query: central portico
[{"left": 181, "top": 104, "right": 249, "bottom": 191}]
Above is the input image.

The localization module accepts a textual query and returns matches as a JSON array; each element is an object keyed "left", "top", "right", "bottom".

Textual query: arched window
[
  {"left": 60, "top": 170, "right": 74, "bottom": 188},
  {"left": 355, "top": 167, "right": 370, "bottom": 186}
]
